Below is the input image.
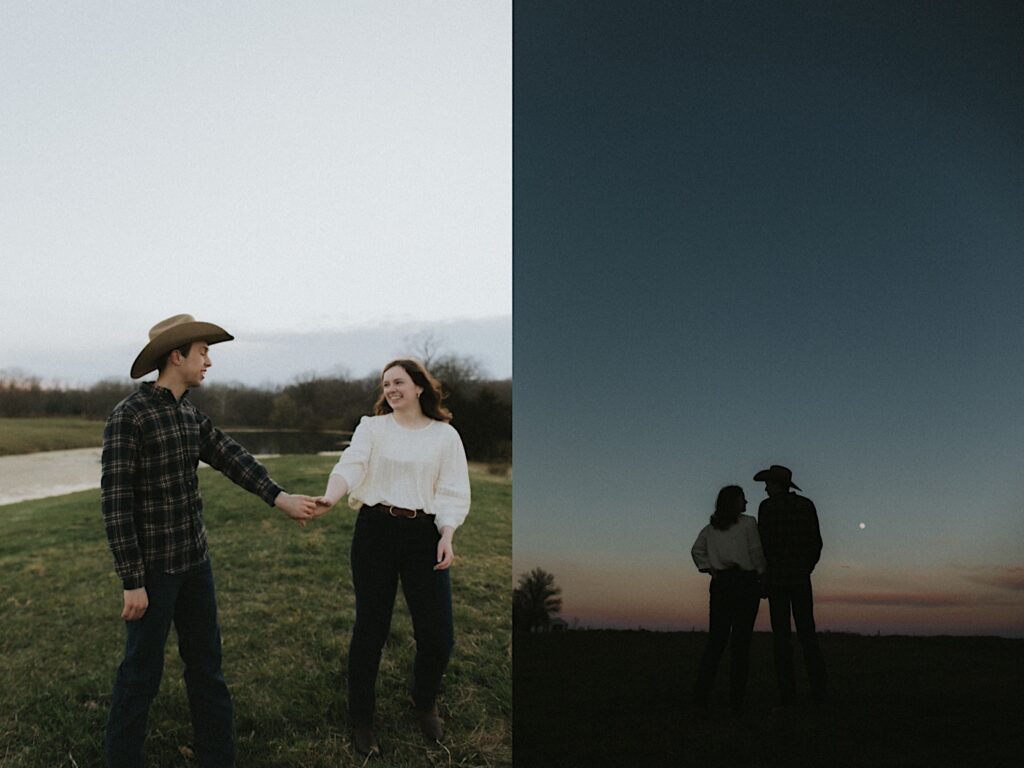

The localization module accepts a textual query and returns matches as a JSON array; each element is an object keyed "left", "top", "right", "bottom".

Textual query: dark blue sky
[{"left": 513, "top": 0, "right": 1024, "bottom": 635}]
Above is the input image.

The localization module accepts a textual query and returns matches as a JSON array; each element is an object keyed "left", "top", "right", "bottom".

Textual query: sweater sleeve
[
  {"left": 431, "top": 426, "right": 471, "bottom": 531},
  {"left": 691, "top": 526, "right": 711, "bottom": 572},
  {"left": 331, "top": 415, "right": 373, "bottom": 491}
]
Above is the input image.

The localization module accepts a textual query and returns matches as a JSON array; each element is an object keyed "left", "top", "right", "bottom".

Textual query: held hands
[
  {"left": 309, "top": 496, "right": 335, "bottom": 523},
  {"left": 275, "top": 492, "right": 321, "bottom": 527},
  {"left": 312, "top": 496, "right": 335, "bottom": 513}
]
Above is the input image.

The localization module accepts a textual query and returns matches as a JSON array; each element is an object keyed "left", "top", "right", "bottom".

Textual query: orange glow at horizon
[{"left": 544, "top": 561, "right": 1024, "bottom": 637}]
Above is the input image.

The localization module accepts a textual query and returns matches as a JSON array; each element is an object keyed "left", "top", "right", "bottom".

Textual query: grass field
[
  {"left": 0, "top": 417, "right": 105, "bottom": 456},
  {"left": 0, "top": 456, "right": 511, "bottom": 767},
  {"left": 514, "top": 629, "right": 1024, "bottom": 767}
]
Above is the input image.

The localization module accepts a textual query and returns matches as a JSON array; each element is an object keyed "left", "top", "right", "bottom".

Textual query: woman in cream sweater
[
  {"left": 691, "top": 485, "right": 767, "bottom": 716},
  {"left": 315, "top": 358, "right": 470, "bottom": 757}
]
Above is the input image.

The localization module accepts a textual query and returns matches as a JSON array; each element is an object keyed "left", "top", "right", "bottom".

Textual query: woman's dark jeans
[
  {"left": 693, "top": 569, "right": 761, "bottom": 711},
  {"left": 348, "top": 507, "right": 454, "bottom": 727},
  {"left": 105, "top": 559, "right": 234, "bottom": 768}
]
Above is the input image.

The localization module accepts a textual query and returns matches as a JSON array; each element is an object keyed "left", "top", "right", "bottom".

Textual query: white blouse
[
  {"left": 330, "top": 414, "right": 471, "bottom": 532},
  {"left": 691, "top": 515, "right": 767, "bottom": 574}
]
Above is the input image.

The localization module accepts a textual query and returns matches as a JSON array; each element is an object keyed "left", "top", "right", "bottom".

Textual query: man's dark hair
[{"left": 156, "top": 342, "right": 195, "bottom": 375}]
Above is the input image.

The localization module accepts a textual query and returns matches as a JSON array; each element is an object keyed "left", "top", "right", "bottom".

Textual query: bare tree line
[{"left": 0, "top": 351, "right": 510, "bottom": 462}]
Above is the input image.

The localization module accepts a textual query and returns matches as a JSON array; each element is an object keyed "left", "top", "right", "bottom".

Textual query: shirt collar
[{"left": 140, "top": 381, "right": 188, "bottom": 405}]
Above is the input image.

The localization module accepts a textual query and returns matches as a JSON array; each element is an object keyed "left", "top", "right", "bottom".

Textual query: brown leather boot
[{"left": 415, "top": 704, "right": 445, "bottom": 742}]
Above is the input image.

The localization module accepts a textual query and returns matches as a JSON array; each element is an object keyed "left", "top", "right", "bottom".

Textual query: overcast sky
[
  {"left": 1, "top": 1, "right": 510, "bottom": 385},
  {"left": 514, "top": 0, "right": 1024, "bottom": 637}
]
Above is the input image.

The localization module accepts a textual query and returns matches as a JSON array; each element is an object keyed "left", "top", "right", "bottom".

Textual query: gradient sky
[
  {"left": 1, "top": 1, "right": 510, "bottom": 385},
  {"left": 513, "top": 0, "right": 1024, "bottom": 637}
]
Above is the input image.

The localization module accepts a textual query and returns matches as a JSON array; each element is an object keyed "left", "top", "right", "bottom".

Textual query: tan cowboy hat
[
  {"left": 130, "top": 314, "right": 234, "bottom": 378},
  {"left": 753, "top": 464, "right": 802, "bottom": 491}
]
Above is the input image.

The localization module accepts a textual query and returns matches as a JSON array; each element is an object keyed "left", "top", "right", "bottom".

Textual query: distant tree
[
  {"left": 396, "top": 335, "right": 510, "bottom": 462},
  {"left": 189, "top": 383, "right": 276, "bottom": 428},
  {"left": 431, "top": 353, "right": 484, "bottom": 390},
  {"left": 86, "top": 379, "right": 135, "bottom": 416},
  {"left": 513, "top": 568, "right": 563, "bottom": 633},
  {"left": 0, "top": 371, "right": 43, "bottom": 417},
  {"left": 405, "top": 330, "right": 446, "bottom": 369},
  {"left": 270, "top": 393, "right": 300, "bottom": 428}
]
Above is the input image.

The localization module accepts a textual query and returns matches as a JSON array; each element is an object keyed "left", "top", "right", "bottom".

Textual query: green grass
[
  {"left": 0, "top": 456, "right": 511, "bottom": 767},
  {"left": 0, "top": 417, "right": 105, "bottom": 455},
  {"left": 514, "top": 629, "right": 1024, "bottom": 767}
]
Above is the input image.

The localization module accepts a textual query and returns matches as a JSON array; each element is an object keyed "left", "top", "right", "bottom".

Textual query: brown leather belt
[{"left": 367, "top": 503, "right": 429, "bottom": 519}]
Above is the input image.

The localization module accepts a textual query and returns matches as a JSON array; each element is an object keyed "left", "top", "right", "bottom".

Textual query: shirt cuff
[
  {"left": 260, "top": 481, "right": 286, "bottom": 506},
  {"left": 434, "top": 513, "right": 464, "bottom": 532},
  {"left": 122, "top": 574, "right": 145, "bottom": 590}
]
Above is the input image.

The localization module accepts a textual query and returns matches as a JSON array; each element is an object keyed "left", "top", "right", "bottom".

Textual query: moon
[{"left": 858, "top": 522, "right": 866, "bottom": 530}]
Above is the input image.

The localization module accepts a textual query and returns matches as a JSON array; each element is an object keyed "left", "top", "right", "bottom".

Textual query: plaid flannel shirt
[
  {"left": 757, "top": 491, "right": 823, "bottom": 586},
  {"left": 101, "top": 382, "right": 284, "bottom": 589}
]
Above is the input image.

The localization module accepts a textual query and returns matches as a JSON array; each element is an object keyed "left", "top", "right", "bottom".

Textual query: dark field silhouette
[{"left": 514, "top": 630, "right": 1024, "bottom": 767}]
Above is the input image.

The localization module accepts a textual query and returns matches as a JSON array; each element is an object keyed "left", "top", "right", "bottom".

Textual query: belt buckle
[{"left": 388, "top": 505, "right": 416, "bottom": 519}]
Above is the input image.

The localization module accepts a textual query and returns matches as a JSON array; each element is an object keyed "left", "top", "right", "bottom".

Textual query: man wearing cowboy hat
[
  {"left": 754, "top": 464, "right": 828, "bottom": 706},
  {"left": 101, "top": 314, "right": 319, "bottom": 767}
]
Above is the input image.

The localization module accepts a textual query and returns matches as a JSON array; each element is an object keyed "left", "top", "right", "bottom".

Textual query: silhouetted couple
[{"left": 691, "top": 465, "right": 828, "bottom": 716}]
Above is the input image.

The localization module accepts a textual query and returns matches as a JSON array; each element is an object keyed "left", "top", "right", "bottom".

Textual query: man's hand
[
  {"left": 274, "top": 492, "right": 318, "bottom": 527},
  {"left": 122, "top": 587, "right": 148, "bottom": 621},
  {"left": 434, "top": 526, "right": 455, "bottom": 571}
]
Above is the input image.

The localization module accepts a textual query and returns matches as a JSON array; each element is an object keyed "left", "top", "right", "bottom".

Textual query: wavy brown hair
[
  {"left": 373, "top": 358, "right": 452, "bottom": 423},
  {"left": 710, "top": 485, "right": 744, "bottom": 530}
]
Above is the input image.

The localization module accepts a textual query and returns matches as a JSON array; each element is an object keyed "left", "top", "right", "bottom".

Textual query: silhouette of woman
[{"left": 691, "top": 485, "right": 767, "bottom": 715}]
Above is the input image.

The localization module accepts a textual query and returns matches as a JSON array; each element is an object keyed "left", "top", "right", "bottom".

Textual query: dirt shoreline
[
  {"left": 0, "top": 448, "right": 297, "bottom": 507},
  {"left": 0, "top": 447, "right": 104, "bottom": 506}
]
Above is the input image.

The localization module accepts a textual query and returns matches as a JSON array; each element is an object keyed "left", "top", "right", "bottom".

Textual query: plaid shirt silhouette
[
  {"left": 101, "top": 382, "right": 283, "bottom": 589},
  {"left": 757, "top": 491, "right": 822, "bottom": 586}
]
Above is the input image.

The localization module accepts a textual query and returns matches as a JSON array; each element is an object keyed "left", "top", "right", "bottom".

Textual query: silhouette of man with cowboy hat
[
  {"left": 101, "top": 314, "right": 319, "bottom": 767},
  {"left": 754, "top": 464, "right": 828, "bottom": 706}
]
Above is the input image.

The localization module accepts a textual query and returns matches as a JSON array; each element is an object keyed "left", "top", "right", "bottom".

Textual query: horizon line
[{"left": 532, "top": 624, "right": 1024, "bottom": 640}]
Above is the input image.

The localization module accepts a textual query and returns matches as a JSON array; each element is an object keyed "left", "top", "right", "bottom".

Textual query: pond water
[{"left": 228, "top": 430, "right": 350, "bottom": 456}]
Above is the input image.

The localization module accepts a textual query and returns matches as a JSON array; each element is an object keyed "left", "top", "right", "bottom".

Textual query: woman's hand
[
  {"left": 314, "top": 475, "right": 349, "bottom": 519},
  {"left": 311, "top": 496, "right": 334, "bottom": 517},
  {"left": 434, "top": 526, "right": 455, "bottom": 570}
]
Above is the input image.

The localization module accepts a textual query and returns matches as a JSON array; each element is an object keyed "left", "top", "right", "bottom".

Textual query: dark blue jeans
[
  {"left": 768, "top": 578, "right": 828, "bottom": 703},
  {"left": 348, "top": 507, "right": 454, "bottom": 727},
  {"left": 693, "top": 570, "right": 761, "bottom": 710},
  {"left": 105, "top": 559, "right": 234, "bottom": 768}
]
